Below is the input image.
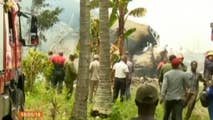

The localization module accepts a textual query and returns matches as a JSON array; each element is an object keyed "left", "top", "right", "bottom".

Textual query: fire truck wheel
[{"left": 11, "top": 88, "right": 24, "bottom": 120}]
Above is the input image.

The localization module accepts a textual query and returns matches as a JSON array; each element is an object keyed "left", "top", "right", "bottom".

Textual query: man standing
[
  {"left": 161, "top": 58, "right": 189, "bottom": 120},
  {"left": 89, "top": 54, "right": 100, "bottom": 103},
  {"left": 51, "top": 51, "right": 66, "bottom": 93},
  {"left": 130, "top": 82, "right": 159, "bottom": 120},
  {"left": 64, "top": 54, "right": 77, "bottom": 99},
  {"left": 177, "top": 53, "right": 187, "bottom": 72},
  {"left": 112, "top": 55, "right": 129, "bottom": 102},
  {"left": 125, "top": 51, "right": 134, "bottom": 100},
  {"left": 159, "top": 55, "right": 176, "bottom": 88},
  {"left": 185, "top": 61, "right": 205, "bottom": 120}
]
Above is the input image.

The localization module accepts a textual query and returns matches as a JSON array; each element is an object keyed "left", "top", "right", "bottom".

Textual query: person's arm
[
  {"left": 124, "top": 65, "right": 129, "bottom": 84},
  {"left": 161, "top": 74, "right": 168, "bottom": 102},
  {"left": 159, "top": 67, "right": 164, "bottom": 85}
]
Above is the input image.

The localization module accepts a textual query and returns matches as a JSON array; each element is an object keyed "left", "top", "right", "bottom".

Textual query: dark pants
[
  {"left": 185, "top": 93, "right": 197, "bottom": 120},
  {"left": 163, "top": 100, "right": 184, "bottom": 120},
  {"left": 52, "top": 70, "right": 64, "bottom": 93},
  {"left": 125, "top": 78, "right": 131, "bottom": 100},
  {"left": 64, "top": 80, "right": 74, "bottom": 99},
  {"left": 113, "top": 78, "right": 126, "bottom": 102}
]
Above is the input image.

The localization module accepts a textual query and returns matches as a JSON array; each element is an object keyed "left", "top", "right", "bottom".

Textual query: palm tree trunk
[
  {"left": 71, "top": 0, "right": 90, "bottom": 119},
  {"left": 92, "top": 0, "right": 112, "bottom": 116},
  {"left": 118, "top": 6, "right": 125, "bottom": 55}
]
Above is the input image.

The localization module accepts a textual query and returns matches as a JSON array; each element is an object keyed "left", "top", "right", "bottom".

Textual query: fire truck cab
[{"left": 0, "top": 0, "right": 39, "bottom": 119}]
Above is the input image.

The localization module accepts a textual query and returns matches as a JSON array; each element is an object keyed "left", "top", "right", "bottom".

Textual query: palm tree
[
  {"left": 71, "top": 0, "right": 90, "bottom": 119},
  {"left": 111, "top": 0, "right": 146, "bottom": 55},
  {"left": 91, "top": 0, "right": 112, "bottom": 117}
]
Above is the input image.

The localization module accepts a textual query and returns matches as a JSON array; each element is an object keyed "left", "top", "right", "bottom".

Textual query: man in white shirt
[{"left": 112, "top": 55, "right": 129, "bottom": 102}]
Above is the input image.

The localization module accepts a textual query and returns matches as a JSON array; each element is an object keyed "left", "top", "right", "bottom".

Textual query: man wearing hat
[
  {"left": 161, "top": 58, "right": 189, "bottom": 120},
  {"left": 89, "top": 54, "right": 100, "bottom": 102},
  {"left": 130, "top": 83, "right": 159, "bottom": 120},
  {"left": 204, "top": 51, "right": 213, "bottom": 83}
]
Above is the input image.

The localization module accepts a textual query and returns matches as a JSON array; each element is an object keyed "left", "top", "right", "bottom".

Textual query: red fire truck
[{"left": 0, "top": 0, "right": 39, "bottom": 119}]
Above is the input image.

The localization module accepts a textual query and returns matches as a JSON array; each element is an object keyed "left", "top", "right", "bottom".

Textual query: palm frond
[
  {"left": 109, "top": 7, "right": 118, "bottom": 27},
  {"left": 124, "top": 28, "right": 136, "bottom": 39},
  {"left": 128, "top": 7, "right": 146, "bottom": 17}
]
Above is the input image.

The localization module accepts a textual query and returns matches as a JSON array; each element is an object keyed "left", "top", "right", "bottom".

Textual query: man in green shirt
[
  {"left": 64, "top": 54, "right": 77, "bottom": 99},
  {"left": 159, "top": 55, "right": 176, "bottom": 88}
]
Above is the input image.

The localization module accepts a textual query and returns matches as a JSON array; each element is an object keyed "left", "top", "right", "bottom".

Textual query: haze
[{"left": 128, "top": 0, "right": 213, "bottom": 53}]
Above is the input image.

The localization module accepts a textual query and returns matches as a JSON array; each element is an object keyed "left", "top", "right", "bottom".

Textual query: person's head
[
  {"left": 93, "top": 54, "right": 99, "bottom": 60},
  {"left": 171, "top": 58, "right": 181, "bottom": 69},
  {"left": 69, "top": 54, "right": 76, "bottom": 61},
  {"left": 48, "top": 51, "right": 53, "bottom": 56},
  {"left": 135, "top": 83, "right": 159, "bottom": 116},
  {"left": 58, "top": 51, "right": 63, "bottom": 56},
  {"left": 162, "top": 56, "right": 168, "bottom": 62},
  {"left": 207, "top": 52, "right": 213, "bottom": 61},
  {"left": 168, "top": 55, "right": 176, "bottom": 62},
  {"left": 177, "top": 53, "right": 184, "bottom": 63},
  {"left": 120, "top": 55, "right": 128, "bottom": 63},
  {"left": 190, "top": 60, "right": 198, "bottom": 72}
]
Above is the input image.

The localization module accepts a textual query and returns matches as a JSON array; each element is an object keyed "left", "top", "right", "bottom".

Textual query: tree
[
  {"left": 111, "top": 0, "right": 146, "bottom": 55},
  {"left": 91, "top": 0, "right": 112, "bottom": 117},
  {"left": 31, "top": 0, "right": 62, "bottom": 42},
  {"left": 71, "top": 0, "right": 90, "bottom": 119}
]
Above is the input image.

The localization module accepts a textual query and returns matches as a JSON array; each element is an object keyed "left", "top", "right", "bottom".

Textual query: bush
[{"left": 22, "top": 48, "right": 53, "bottom": 92}]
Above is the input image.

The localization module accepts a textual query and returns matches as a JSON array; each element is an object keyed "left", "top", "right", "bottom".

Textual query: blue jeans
[{"left": 209, "top": 101, "right": 213, "bottom": 120}]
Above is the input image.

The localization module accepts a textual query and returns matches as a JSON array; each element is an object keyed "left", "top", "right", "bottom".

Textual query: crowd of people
[
  {"left": 47, "top": 50, "right": 213, "bottom": 120},
  {"left": 131, "top": 51, "right": 213, "bottom": 120}
]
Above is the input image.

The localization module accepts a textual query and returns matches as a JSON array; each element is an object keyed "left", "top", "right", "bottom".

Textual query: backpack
[{"left": 199, "top": 90, "right": 209, "bottom": 107}]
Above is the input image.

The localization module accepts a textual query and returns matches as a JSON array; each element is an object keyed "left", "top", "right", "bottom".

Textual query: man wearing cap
[
  {"left": 130, "top": 83, "right": 159, "bottom": 120},
  {"left": 89, "top": 54, "right": 100, "bottom": 102},
  {"left": 159, "top": 55, "right": 176, "bottom": 89},
  {"left": 161, "top": 58, "right": 189, "bottom": 120},
  {"left": 51, "top": 52, "right": 66, "bottom": 93},
  {"left": 64, "top": 54, "right": 77, "bottom": 99},
  {"left": 112, "top": 55, "right": 129, "bottom": 102}
]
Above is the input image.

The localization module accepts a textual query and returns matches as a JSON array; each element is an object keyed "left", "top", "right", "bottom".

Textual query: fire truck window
[
  {"left": 8, "top": 11, "right": 15, "bottom": 43},
  {"left": 0, "top": 4, "right": 4, "bottom": 70}
]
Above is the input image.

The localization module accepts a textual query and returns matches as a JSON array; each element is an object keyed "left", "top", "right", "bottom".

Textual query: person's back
[
  {"left": 89, "top": 55, "right": 100, "bottom": 102},
  {"left": 90, "top": 60, "right": 100, "bottom": 81},
  {"left": 162, "top": 69, "right": 187, "bottom": 100}
]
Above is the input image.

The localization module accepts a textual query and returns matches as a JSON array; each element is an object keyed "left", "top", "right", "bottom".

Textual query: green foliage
[
  {"left": 37, "top": 7, "right": 63, "bottom": 31},
  {"left": 31, "top": 0, "right": 63, "bottom": 42},
  {"left": 109, "top": 7, "right": 118, "bottom": 27},
  {"left": 124, "top": 28, "right": 136, "bottom": 39},
  {"left": 128, "top": 8, "right": 147, "bottom": 17},
  {"left": 26, "top": 80, "right": 209, "bottom": 120},
  {"left": 90, "top": 19, "right": 100, "bottom": 54},
  {"left": 90, "top": 0, "right": 99, "bottom": 10},
  {"left": 22, "top": 48, "right": 53, "bottom": 92}
]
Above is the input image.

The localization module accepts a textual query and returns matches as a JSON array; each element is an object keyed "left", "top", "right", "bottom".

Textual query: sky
[{"left": 128, "top": 0, "right": 213, "bottom": 53}]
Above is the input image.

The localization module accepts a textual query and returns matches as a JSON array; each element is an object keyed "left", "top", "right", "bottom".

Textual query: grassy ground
[{"left": 24, "top": 80, "right": 209, "bottom": 120}]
